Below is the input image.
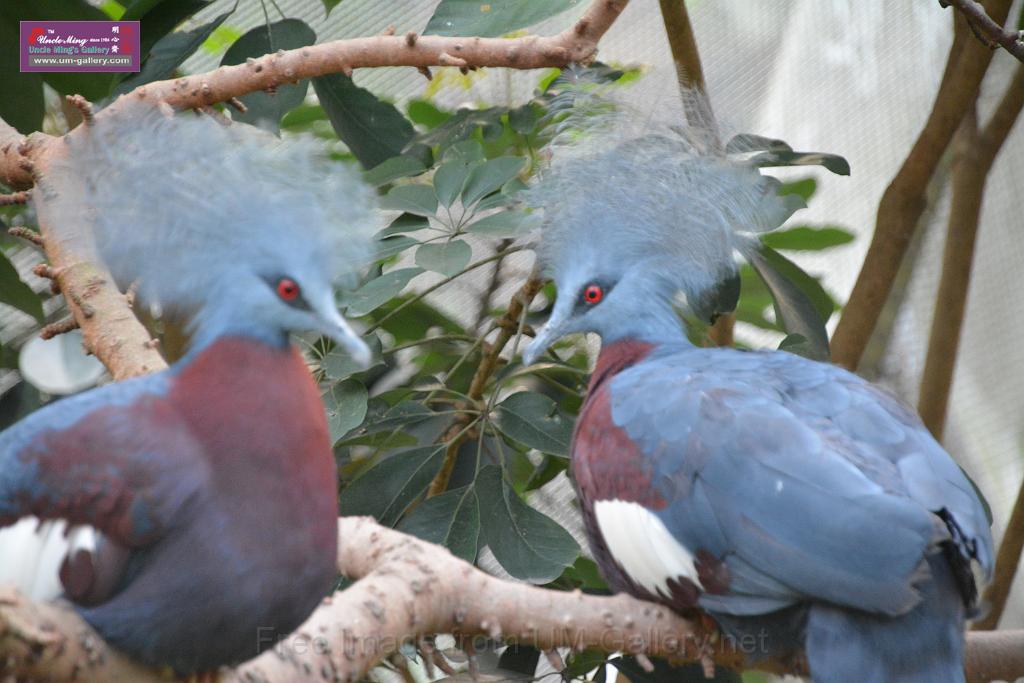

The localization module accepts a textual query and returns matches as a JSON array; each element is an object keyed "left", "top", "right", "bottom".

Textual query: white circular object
[{"left": 18, "top": 330, "right": 106, "bottom": 395}]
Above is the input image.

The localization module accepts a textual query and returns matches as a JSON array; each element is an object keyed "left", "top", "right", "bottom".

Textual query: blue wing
[
  {"left": 607, "top": 344, "right": 992, "bottom": 618},
  {"left": 0, "top": 370, "right": 203, "bottom": 546}
]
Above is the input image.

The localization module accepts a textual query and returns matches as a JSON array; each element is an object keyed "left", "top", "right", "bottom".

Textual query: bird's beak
[
  {"left": 521, "top": 305, "right": 572, "bottom": 366},
  {"left": 314, "top": 300, "right": 372, "bottom": 369}
]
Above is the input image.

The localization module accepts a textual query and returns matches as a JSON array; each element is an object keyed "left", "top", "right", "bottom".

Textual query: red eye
[
  {"left": 276, "top": 278, "right": 300, "bottom": 301},
  {"left": 583, "top": 284, "right": 603, "bottom": 304}
]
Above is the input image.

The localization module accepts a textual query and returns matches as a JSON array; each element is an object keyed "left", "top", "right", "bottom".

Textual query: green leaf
[
  {"left": 407, "top": 99, "right": 450, "bottom": 128},
  {"left": 733, "top": 264, "right": 776, "bottom": 331},
  {"left": 373, "top": 298, "right": 462, "bottom": 343},
  {"left": 380, "top": 184, "right": 438, "bottom": 216},
  {"left": 0, "top": 22, "right": 43, "bottom": 133},
  {"left": 412, "top": 107, "right": 505, "bottom": 151},
  {"left": 750, "top": 150, "right": 850, "bottom": 176},
  {"left": 424, "top": 0, "right": 579, "bottom": 37},
  {"left": 442, "top": 139, "right": 485, "bottom": 164},
  {"left": 0, "top": 252, "right": 42, "bottom": 322},
  {"left": 120, "top": 0, "right": 211, "bottom": 57},
  {"left": 114, "top": 8, "right": 232, "bottom": 97},
  {"left": 339, "top": 445, "right": 446, "bottom": 526},
  {"left": 563, "top": 650, "right": 611, "bottom": 680},
  {"left": 476, "top": 465, "right": 579, "bottom": 583},
  {"left": 525, "top": 454, "right": 568, "bottom": 492},
  {"left": 509, "top": 103, "right": 540, "bottom": 134},
  {"left": 762, "top": 225, "right": 855, "bottom": 251},
  {"left": 321, "top": 335, "right": 382, "bottom": 380},
  {"left": 99, "top": 1, "right": 125, "bottom": 19},
  {"left": 335, "top": 431, "right": 418, "bottom": 449},
  {"left": 372, "top": 235, "right": 419, "bottom": 262},
  {"left": 376, "top": 214, "right": 430, "bottom": 238},
  {"left": 322, "top": 0, "right": 345, "bottom": 17},
  {"left": 281, "top": 103, "right": 328, "bottom": 129},
  {"left": 416, "top": 240, "right": 471, "bottom": 276},
  {"left": 0, "top": 340, "right": 18, "bottom": 369},
  {"left": 541, "top": 61, "right": 626, "bottom": 96},
  {"left": 220, "top": 19, "right": 316, "bottom": 132},
  {"left": 335, "top": 401, "right": 435, "bottom": 449},
  {"left": 346, "top": 267, "right": 423, "bottom": 316},
  {"left": 398, "top": 485, "right": 480, "bottom": 562},
  {"left": 313, "top": 73, "right": 417, "bottom": 169},
  {"left": 462, "top": 157, "right": 526, "bottom": 206},
  {"left": 364, "top": 400, "right": 436, "bottom": 431},
  {"left": 778, "top": 177, "right": 817, "bottom": 202},
  {"left": 0, "top": 381, "right": 42, "bottom": 430},
  {"left": 363, "top": 156, "right": 426, "bottom": 187},
  {"left": 777, "top": 333, "right": 818, "bottom": 360},
  {"left": 322, "top": 379, "right": 368, "bottom": 443},
  {"left": 466, "top": 211, "right": 532, "bottom": 238},
  {"left": 559, "top": 557, "right": 608, "bottom": 591},
  {"left": 494, "top": 392, "right": 573, "bottom": 457},
  {"left": 434, "top": 158, "right": 482, "bottom": 207},
  {"left": 748, "top": 247, "right": 832, "bottom": 361}
]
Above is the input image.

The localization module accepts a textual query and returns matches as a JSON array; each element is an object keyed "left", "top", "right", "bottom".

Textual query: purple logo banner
[{"left": 20, "top": 21, "right": 141, "bottom": 73}]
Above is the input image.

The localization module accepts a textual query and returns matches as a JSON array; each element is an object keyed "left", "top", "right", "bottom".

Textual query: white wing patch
[
  {"left": 0, "top": 518, "right": 97, "bottom": 601},
  {"left": 593, "top": 499, "right": 703, "bottom": 597}
]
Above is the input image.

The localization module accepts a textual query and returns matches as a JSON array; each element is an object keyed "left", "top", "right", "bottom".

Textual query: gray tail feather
[{"left": 806, "top": 555, "right": 966, "bottom": 683}]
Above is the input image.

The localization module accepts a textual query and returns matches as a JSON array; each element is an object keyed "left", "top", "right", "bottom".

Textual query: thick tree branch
[
  {"left": 918, "top": 65, "right": 1024, "bottom": 438},
  {"left": 0, "top": 121, "right": 167, "bottom": 379},
  {"left": 965, "top": 629, "right": 1024, "bottom": 682},
  {"left": 942, "top": 0, "right": 1024, "bottom": 62},
  {"left": 2, "top": 518, "right": 1021, "bottom": 682},
  {"left": 92, "top": 0, "right": 627, "bottom": 122},
  {"left": 829, "top": 0, "right": 1012, "bottom": 370}
]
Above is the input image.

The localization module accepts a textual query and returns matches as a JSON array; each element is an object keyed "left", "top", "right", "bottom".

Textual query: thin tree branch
[
  {"left": 2, "top": 518, "right": 1021, "bottom": 681},
  {"left": 918, "top": 65, "right": 1024, "bottom": 438},
  {"left": 473, "top": 241, "right": 512, "bottom": 330},
  {"left": 426, "top": 269, "right": 546, "bottom": 497},
  {"left": 979, "top": 63, "right": 1024, "bottom": 151},
  {"left": 830, "top": 0, "right": 1012, "bottom": 370},
  {"left": 941, "top": 0, "right": 1024, "bottom": 63}
]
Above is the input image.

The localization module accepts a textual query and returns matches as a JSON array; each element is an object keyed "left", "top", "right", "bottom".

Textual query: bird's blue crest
[
  {"left": 525, "top": 98, "right": 798, "bottom": 308},
  {"left": 41, "top": 106, "right": 377, "bottom": 319}
]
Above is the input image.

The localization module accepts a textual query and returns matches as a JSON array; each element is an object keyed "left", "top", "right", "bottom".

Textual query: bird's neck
[
  {"left": 600, "top": 295, "right": 693, "bottom": 349},
  {"left": 588, "top": 338, "right": 657, "bottom": 395},
  {"left": 184, "top": 309, "right": 290, "bottom": 359}
]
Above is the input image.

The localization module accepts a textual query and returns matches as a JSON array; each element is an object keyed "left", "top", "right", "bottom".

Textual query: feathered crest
[
  {"left": 41, "top": 105, "right": 377, "bottom": 316},
  {"left": 525, "top": 88, "right": 799, "bottom": 310}
]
